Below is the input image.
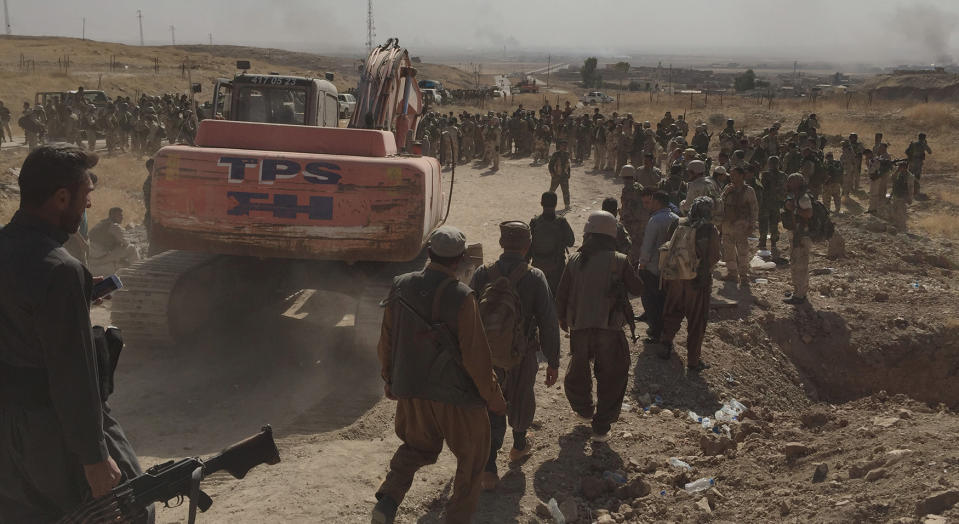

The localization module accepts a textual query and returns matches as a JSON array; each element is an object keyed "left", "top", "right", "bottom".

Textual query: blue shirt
[{"left": 638, "top": 207, "right": 679, "bottom": 273}]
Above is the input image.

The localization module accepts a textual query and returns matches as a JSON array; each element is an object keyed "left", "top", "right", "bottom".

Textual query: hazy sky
[{"left": 5, "top": 0, "right": 959, "bottom": 65}]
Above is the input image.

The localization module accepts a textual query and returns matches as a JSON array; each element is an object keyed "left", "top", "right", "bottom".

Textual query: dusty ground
[{"left": 81, "top": 151, "right": 957, "bottom": 524}]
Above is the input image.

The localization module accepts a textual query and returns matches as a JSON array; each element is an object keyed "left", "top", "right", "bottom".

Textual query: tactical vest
[{"left": 389, "top": 269, "right": 483, "bottom": 406}]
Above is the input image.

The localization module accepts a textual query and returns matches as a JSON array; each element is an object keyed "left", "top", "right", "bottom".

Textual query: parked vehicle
[
  {"left": 580, "top": 91, "right": 614, "bottom": 104},
  {"left": 337, "top": 93, "right": 356, "bottom": 118}
]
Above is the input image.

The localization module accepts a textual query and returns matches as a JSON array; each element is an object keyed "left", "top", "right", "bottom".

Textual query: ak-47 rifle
[
  {"left": 58, "top": 426, "right": 281, "bottom": 524},
  {"left": 610, "top": 268, "right": 638, "bottom": 344}
]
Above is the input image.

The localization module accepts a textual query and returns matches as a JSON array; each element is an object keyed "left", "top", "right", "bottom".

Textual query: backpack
[
  {"left": 808, "top": 199, "right": 835, "bottom": 242},
  {"left": 477, "top": 263, "right": 529, "bottom": 370},
  {"left": 658, "top": 224, "right": 699, "bottom": 281}
]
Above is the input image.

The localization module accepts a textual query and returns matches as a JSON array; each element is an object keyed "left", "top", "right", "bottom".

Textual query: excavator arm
[{"left": 349, "top": 38, "right": 423, "bottom": 151}]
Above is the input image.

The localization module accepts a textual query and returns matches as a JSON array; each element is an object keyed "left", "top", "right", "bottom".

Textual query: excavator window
[{"left": 234, "top": 86, "right": 307, "bottom": 125}]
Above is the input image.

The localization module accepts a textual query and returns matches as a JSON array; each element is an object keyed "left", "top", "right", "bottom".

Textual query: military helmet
[{"left": 583, "top": 211, "right": 618, "bottom": 239}]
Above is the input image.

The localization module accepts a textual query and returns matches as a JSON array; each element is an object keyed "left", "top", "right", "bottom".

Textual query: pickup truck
[{"left": 581, "top": 91, "right": 614, "bottom": 104}]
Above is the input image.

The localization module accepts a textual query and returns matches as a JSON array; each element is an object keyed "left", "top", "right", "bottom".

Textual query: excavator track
[
  {"left": 112, "top": 251, "right": 286, "bottom": 349},
  {"left": 112, "top": 251, "right": 217, "bottom": 348}
]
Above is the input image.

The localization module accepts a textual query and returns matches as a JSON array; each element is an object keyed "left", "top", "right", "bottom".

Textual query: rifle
[
  {"left": 58, "top": 426, "right": 281, "bottom": 524},
  {"left": 610, "top": 262, "right": 638, "bottom": 343}
]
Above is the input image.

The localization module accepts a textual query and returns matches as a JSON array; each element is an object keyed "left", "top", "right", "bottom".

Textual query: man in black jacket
[{"left": 0, "top": 143, "right": 152, "bottom": 522}]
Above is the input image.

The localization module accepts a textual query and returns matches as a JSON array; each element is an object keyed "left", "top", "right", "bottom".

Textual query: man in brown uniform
[
  {"left": 470, "top": 222, "right": 560, "bottom": 491},
  {"left": 719, "top": 167, "right": 759, "bottom": 287},
  {"left": 782, "top": 173, "right": 814, "bottom": 305},
  {"left": 373, "top": 226, "right": 507, "bottom": 524},
  {"left": 556, "top": 211, "right": 643, "bottom": 441},
  {"left": 658, "top": 197, "right": 721, "bottom": 371}
]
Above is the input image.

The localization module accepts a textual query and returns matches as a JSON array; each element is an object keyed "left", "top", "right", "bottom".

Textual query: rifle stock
[{"left": 203, "top": 425, "right": 281, "bottom": 479}]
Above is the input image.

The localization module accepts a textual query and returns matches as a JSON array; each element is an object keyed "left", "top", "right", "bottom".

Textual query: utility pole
[
  {"left": 169, "top": 25, "right": 175, "bottom": 45},
  {"left": 546, "top": 54, "right": 550, "bottom": 88},
  {"left": 137, "top": 10, "right": 143, "bottom": 45},
  {"left": 3, "top": 0, "right": 11, "bottom": 35},
  {"left": 365, "top": 0, "right": 375, "bottom": 53}
]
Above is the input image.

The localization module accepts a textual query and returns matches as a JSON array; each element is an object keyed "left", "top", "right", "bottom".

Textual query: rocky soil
[{"left": 2, "top": 134, "right": 957, "bottom": 523}]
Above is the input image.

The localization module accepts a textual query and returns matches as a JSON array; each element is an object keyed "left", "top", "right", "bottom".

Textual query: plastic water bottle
[
  {"left": 684, "top": 477, "right": 715, "bottom": 493},
  {"left": 546, "top": 498, "right": 566, "bottom": 524},
  {"left": 700, "top": 417, "right": 711, "bottom": 430},
  {"left": 603, "top": 471, "right": 626, "bottom": 484},
  {"left": 654, "top": 395, "right": 663, "bottom": 405},
  {"left": 688, "top": 411, "right": 702, "bottom": 423},
  {"left": 668, "top": 457, "right": 692, "bottom": 470}
]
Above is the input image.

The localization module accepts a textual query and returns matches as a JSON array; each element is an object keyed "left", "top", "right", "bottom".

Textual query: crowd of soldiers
[
  {"left": 372, "top": 107, "right": 933, "bottom": 523},
  {"left": 11, "top": 87, "right": 197, "bottom": 156},
  {"left": 0, "top": 92, "right": 935, "bottom": 523}
]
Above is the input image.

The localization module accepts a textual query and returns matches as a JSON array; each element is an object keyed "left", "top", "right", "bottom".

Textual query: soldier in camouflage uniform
[
  {"left": 618, "top": 165, "right": 647, "bottom": 263},
  {"left": 889, "top": 161, "right": 915, "bottom": 231},
  {"left": 691, "top": 124, "right": 710, "bottom": 155},
  {"left": 848, "top": 133, "right": 865, "bottom": 191},
  {"left": 719, "top": 119, "right": 737, "bottom": 156},
  {"left": 758, "top": 156, "right": 786, "bottom": 254},
  {"left": 485, "top": 120, "right": 501, "bottom": 171},
  {"left": 605, "top": 123, "right": 620, "bottom": 172},
  {"left": 460, "top": 116, "right": 474, "bottom": 163},
  {"left": 548, "top": 140, "right": 572, "bottom": 209},
  {"left": 592, "top": 117, "right": 607, "bottom": 170},
  {"left": 821, "top": 152, "right": 843, "bottom": 213},
  {"left": 905, "top": 133, "right": 931, "bottom": 196}
]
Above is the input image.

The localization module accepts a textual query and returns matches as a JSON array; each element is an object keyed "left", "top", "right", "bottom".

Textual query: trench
[{"left": 764, "top": 313, "right": 959, "bottom": 408}]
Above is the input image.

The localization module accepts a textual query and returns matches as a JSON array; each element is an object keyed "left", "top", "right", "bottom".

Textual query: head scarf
[{"left": 688, "top": 196, "right": 714, "bottom": 228}]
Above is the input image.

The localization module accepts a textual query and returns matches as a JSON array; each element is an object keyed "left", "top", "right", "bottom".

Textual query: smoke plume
[{"left": 894, "top": 3, "right": 959, "bottom": 64}]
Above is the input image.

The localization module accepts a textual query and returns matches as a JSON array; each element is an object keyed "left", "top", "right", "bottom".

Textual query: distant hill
[
  {"left": 0, "top": 35, "right": 479, "bottom": 107},
  {"left": 857, "top": 71, "right": 959, "bottom": 100}
]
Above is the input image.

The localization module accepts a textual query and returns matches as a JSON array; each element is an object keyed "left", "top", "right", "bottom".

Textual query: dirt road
[{"left": 102, "top": 153, "right": 959, "bottom": 523}]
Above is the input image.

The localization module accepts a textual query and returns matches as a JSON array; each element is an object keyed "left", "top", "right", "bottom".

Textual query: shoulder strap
[
  {"left": 431, "top": 277, "right": 458, "bottom": 322},
  {"left": 506, "top": 262, "right": 530, "bottom": 285}
]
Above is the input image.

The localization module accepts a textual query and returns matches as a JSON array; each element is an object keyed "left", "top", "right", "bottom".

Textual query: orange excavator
[{"left": 112, "top": 39, "right": 475, "bottom": 348}]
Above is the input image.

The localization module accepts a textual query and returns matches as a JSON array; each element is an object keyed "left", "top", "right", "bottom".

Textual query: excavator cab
[{"left": 212, "top": 62, "right": 338, "bottom": 127}]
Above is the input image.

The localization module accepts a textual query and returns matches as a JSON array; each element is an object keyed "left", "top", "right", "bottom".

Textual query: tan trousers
[
  {"left": 486, "top": 142, "right": 499, "bottom": 169},
  {"left": 790, "top": 236, "right": 812, "bottom": 298},
  {"left": 593, "top": 144, "right": 606, "bottom": 170},
  {"left": 605, "top": 143, "right": 617, "bottom": 170},
  {"left": 378, "top": 398, "right": 490, "bottom": 524},
  {"left": 721, "top": 223, "right": 751, "bottom": 282}
]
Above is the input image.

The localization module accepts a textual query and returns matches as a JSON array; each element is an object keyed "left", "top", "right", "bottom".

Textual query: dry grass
[
  {"left": 88, "top": 154, "right": 149, "bottom": 226},
  {"left": 916, "top": 213, "right": 959, "bottom": 240},
  {"left": 0, "top": 152, "right": 147, "bottom": 227}
]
